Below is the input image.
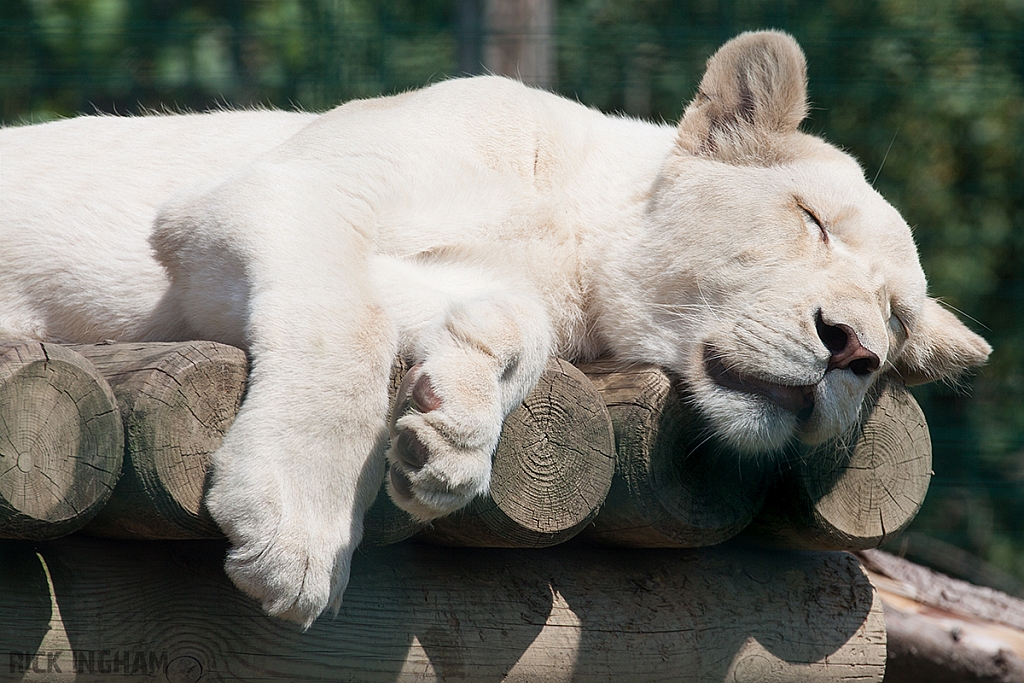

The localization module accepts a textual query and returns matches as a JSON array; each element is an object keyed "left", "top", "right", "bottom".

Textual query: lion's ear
[
  {"left": 893, "top": 298, "right": 992, "bottom": 386},
  {"left": 676, "top": 30, "right": 808, "bottom": 163}
]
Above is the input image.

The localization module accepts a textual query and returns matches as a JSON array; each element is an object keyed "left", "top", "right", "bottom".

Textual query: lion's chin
[
  {"left": 791, "top": 377, "right": 868, "bottom": 448},
  {"left": 693, "top": 388, "right": 800, "bottom": 455},
  {"left": 696, "top": 344, "right": 864, "bottom": 456}
]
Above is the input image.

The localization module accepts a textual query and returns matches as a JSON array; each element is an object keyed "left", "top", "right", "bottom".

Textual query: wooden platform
[
  {"left": 0, "top": 537, "right": 884, "bottom": 682},
  {"left": 1, "top": 342, "right": 933, "bottom": 554},
  {"left": 0, "top": 341, "right": 927, "bottom": 681}
]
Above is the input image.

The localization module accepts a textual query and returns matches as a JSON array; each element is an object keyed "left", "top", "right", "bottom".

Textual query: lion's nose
[{"left": 815, "top": 311, "right": 881, "bottom": 376}]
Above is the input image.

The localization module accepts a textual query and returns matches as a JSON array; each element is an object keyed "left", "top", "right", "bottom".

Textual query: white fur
[{"left": 0, "top": 32, "right": 990, "bottom": 626}]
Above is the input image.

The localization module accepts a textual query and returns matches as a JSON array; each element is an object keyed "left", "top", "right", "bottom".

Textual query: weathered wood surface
[
  {"left": 0, "top": 343, "right": 122, "bottom": 540},
  {"left": 72, "top": 344, "right": 421, "bottom": 545},
  {"left": 0, "top": 536, "right": 885, "bottom": 682},
  {"left": 745, "top": 376, "right": 931, "bottom": 551},
  {"left": 72, "top": 342, "right": 245, "bottom": 540},
  {"left": 420, "top": 358, "right": 615, "bottom": 547},
  {"left": 884, "top": 530, "right": 1024, "bottom": 598},
  {"left": 69, "top": 343, "right": 614, "bottom": 548},
  {"left": 1, "top": 340, "right": 933, "bottom": 552},
  {"left": 579, "top": 361, "right": 771, "bottom": 548},
  {"left": 858, "top": 549, "right": 1024, "bottom": 683}
]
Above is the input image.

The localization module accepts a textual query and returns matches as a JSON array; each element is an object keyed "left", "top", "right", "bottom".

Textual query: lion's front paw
[
  {"left": 206, "top": 466, "right": 358, "bottom": 629},
  {"left": 386, "top": 364, "right": 500, "bottom": 520},
  {"left": 217, "top": 517, "right": 352, "bottom": 628}
]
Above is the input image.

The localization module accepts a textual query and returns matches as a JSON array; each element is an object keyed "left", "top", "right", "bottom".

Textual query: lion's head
[{"left": 610, "top": 31, "right": 991, "bottom": 453}]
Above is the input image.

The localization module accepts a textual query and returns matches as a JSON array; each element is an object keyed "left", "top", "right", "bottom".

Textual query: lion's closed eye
[
  {"left": 888, "top": 313, "right": 908, "bottom": 340},
  {"left": 798, "top": 203, "right": 828, "bottom": 243}
]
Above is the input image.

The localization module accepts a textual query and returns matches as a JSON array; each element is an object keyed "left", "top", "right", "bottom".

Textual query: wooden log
[
  {"left": 858, "top": 549, "right": 1024, "bottom": 683},
  {"left": 883, "top": 530, "right": 1024, "bottom": 598},
  {"left": 744, "top": 376, "right": 931, "bottom": 551},
  {"left": 577, "top": 361, "right": 771, "bottom": 547},
  {"left": 0, "top": 536, "right": 886, "bottom": 682},
  {"left": 72, "top": 342, "right": 246, "bottom": 540},
  {"left": 0, "top": 342, "right": 123, "bottom": 540},
  {"left": 72, "top": 342, "right": 421, "bottom": 544},
  {"left": 418, "top": 358, "right": 615, "bottom": 547},
  {"left": 71, "top": 343, "right": 614, "bottom": 548}
]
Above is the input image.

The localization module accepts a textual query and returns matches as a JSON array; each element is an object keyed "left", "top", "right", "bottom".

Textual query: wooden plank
[
  {"left": 0, "top": 343, "right": 122, "bottom": 540},
  {"left": 0, "top": 537, "right": 885, "bottom": 682}
]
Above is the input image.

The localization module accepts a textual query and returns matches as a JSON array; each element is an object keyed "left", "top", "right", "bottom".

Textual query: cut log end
[
  {"left": 419, "top": 358, "right": 615, "bottom": 547},
  {"left": 748, "top": 375, "right": 932, "bottom": 550},
  {"left": 808, "top": 377, "right": 931, "bottom": 544},
  {"left": 0, "top": 342, "right": 123, "bottom": 540},
  {"left": 76, "top": 342, "right": 248, "bottom": 539},
  {"left": 4, "top": 340, "right": 931, "bottom": 555}
]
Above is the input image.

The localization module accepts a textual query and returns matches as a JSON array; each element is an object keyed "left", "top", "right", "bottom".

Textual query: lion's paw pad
[{"left": 386, "top": 363, "right": 497, "bottom": 520}]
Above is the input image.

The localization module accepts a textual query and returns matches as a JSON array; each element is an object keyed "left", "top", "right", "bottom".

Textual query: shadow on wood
[
  {"left": 73, "top": 342, "right": 244, "bottom": 540},
  {"left": 579, "top": 362, "right": 771, "bottom": 547},
  {"left": 0, "top": 543, "right": 52, "bottom": 666},
  {"left": 0, "top": 536, "right": 884, "bottom": 682},
  {"left": 4, "top": 341, "right": 933, "bottom": 556}
]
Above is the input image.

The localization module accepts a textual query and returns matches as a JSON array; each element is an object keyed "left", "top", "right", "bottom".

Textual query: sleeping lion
[{"left": 0, "top": 31, "right": 991, "bottom": 625}]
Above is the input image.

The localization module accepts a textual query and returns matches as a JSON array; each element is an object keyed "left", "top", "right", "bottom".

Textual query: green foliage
[
  {"left": 2, "top": 0, "right": 1023, "bottom": 579},
  {"left": 0, "top": 0, "right": 457, "bottom": 120}
]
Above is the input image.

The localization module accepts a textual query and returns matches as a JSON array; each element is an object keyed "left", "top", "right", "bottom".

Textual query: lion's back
[{"left": 0, "top": 110, "right": 316, "bottom": 342}]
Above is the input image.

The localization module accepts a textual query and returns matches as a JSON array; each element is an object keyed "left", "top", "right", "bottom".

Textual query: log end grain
[
  {"left": 0, "top": 343, "right": 123, "bottom": 539},
  {"left": 421, "top": 358, "right": 616, "bottom": 547},
  {"left": 76, "top": 341, "right": 248, "bottom": 539},
  {"left": 747, "top": 375, "right": 932, "bottom": 550}
]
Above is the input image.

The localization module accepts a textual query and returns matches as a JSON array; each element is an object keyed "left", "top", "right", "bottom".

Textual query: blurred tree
[
  {"left": 483, "top": 0, "right": 556, "bottom": 88},
  {"left": 0, "top": 0, "right": 457, "bottom": 120}
]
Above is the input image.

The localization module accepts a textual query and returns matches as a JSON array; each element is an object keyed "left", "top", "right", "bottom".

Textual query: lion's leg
[
  {"left": 154, "top": 169, "right": 396, "bottom": 628},
  {"left": 385, "top": 291, "right": 553, "bottom": 520},
  {"left": 206, "top": 298, "right": 395, "bottom": 628}
]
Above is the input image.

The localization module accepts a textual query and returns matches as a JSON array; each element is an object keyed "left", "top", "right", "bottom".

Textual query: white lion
[{"left": 0, "top": 31, "right": 991, "bottom": 625}]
